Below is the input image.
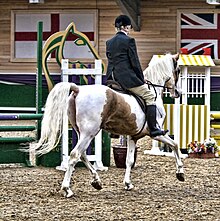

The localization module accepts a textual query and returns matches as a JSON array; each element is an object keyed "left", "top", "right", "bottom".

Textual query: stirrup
[{"left": 150, "top": 129, "right": 169, "bottom": 137}]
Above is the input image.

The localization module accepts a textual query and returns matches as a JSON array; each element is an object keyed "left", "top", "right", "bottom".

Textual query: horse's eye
[{"left": 75, "top": 38, "right": 86, "bottom": 46}]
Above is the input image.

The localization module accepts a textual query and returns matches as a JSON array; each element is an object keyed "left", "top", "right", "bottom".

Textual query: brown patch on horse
[{"left": 101, "top": 89, "right": 139, "bottom": 135}]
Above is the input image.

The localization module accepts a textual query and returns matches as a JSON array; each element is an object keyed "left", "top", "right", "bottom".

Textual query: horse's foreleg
[
  {"left": 61, "top": 136, "right": 94, "bottom": 198},
  {"left": 80, "top": 152, "right": 102, "bottom": 190},
  {"left": 154, "top": 135, "right": 184, "bottom": 181},
  {"left": 124, "top": 136, "right": 136, "bottom": 190}
]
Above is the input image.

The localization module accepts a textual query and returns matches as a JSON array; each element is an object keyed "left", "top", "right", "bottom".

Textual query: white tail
[{"left": 31, "top": 82, "right": 77, "bottom": 155}]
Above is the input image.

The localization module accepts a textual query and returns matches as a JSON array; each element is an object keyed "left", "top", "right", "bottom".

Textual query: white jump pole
[
  {"left": 56, "top": 59, "right": 107, "bottom": 171},
  {"left": 205, "top": 66, "right": 211, "bottom": 139}
]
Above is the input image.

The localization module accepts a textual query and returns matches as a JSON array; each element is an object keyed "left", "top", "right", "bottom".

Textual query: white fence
[
  {"left": 56, "top": 59, "right": 107, "bottom": 171},
  {"left": 147, "top": 54, "right": 214, "bottom": 156}
]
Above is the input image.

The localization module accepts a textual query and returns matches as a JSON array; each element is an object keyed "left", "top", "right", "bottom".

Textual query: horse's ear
[{"left": 173, "top": 53, "right": 179, "bottom": 61}]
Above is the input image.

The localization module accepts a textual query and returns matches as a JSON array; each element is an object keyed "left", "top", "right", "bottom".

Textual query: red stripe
[
  {"left": 15, "top": 31, "right": 57, "bottom": 41},
  {"left": 50, "top": 14, "right": 59, "bottom": 58},
  {"left": 182, "top": 29, "right": 220, "bottom": 40},
  {"left": 218, "top": 14, "right": 220, "bottom": 58},
  {"left": 15, "top": 32, "right": 36, "bottom": 41},
  {"left": 182, "top": 14, "right": 201, "bottom": 26},
  {"left": 15, "top": 31, "right": 94, "bottom": 41},
  {"left": 66, "top": 32, "right": 94, "bottom": 41},
  {"left": 188, "top": 43, "right": 209, "bottom": 54},
  {"left": 51, "top": 14, "right": 59, "bottom": 33}
]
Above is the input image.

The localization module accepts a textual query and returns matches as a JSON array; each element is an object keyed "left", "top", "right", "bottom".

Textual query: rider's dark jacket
[{"left": 106, "top": 31, "right": 145, "bottom": 89}]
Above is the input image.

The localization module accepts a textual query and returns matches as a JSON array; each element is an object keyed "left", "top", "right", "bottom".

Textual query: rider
[{"left": 106, "top": 14, "right": 168, "bottom": 137}]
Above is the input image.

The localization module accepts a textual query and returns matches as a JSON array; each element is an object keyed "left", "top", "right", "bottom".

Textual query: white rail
[{"left": 56, "top": 59, "right": 107, "bottom": 171}]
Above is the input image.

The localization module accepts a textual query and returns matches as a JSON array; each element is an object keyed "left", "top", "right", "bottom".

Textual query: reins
[
  {"left": 145, "top": 77, "right": 172, "bottom": 101},
  {"left": 133, "top": 78, "right": 172, "bottom": 137},
  {"left": 146, "top": 77, "right": 172, "bottom": 90}
]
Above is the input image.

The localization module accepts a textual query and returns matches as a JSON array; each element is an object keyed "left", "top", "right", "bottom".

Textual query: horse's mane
[{"left": 143, "top": 53, "right": 174, "bottom": 85}]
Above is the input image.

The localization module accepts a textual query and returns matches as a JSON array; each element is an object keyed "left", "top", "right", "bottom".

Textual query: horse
[{"left": 30, "top": 53, "right": 184, "bottom": 198}]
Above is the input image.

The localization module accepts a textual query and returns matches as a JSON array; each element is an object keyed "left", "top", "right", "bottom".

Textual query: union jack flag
[{"left": 181, "top": 13, "right": 220, "bottom": 59}]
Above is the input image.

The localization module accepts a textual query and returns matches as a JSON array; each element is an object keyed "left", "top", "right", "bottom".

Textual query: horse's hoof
[
  {"left": 176, "top": 173, "right": 185, "bottom": 182},
  {"left": 61, "top": 187, "right": 74, "bottom": 198},
  {"left": 124, "top": 183, "right": 134, "bottom": 191},
  {"left": 91, "top": 180, "right": 102, "bottom": 190}
]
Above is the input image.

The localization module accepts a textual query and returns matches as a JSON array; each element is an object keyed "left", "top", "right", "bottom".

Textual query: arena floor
[{"left": 0, "top": 137, "right": 220, "bottom": 221}]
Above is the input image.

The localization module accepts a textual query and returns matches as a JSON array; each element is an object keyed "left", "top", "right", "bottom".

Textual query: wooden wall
[{"left": 0, "top": 0, "right": 218, "bottom": 74}]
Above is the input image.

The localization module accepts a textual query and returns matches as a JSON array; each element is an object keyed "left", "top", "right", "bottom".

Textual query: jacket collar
[{"left": 116, "top": 31, "right": 127, "bottom": 36}]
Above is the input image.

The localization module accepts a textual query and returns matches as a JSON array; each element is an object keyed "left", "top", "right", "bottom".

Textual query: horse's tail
[{"left": 31, "top": 82, "right": 79, "bottom": 155}]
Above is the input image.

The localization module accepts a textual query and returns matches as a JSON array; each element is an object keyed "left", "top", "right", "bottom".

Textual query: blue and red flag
[{"left": 181, "top": 13, "right": 220, "bottom": 59}]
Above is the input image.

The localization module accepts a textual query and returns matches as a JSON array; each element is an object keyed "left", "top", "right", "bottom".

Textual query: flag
[
  {"left": 14, "top": 12, "right": 96, "bottom": 59},
  {"left": 181, "top": 13, "right": 220, "bottom": 59}
]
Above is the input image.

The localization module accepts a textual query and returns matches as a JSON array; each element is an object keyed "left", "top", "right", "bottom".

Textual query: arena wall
[
  {"left": 1, "top": 0, "right": 220, "bottom": 110},
  {"left": 0, "top": 0, "right": 219, "bottom": 72}
]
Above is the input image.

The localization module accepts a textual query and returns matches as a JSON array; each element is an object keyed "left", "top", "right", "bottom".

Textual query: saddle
[{"left": 106, "top": 80, "right": 146, "bottom": 114}]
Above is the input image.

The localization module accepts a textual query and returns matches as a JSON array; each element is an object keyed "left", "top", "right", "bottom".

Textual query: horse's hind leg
[
  {"left": 124, "top": 136, "right": 136, "bottom": 190},
  {"left": 61, "top": 136, "right": 94, "bottom": 198},
  {"left": 80, "top": 152, "right": 102, "bottom": 190},
  {"left": 154, "top": 135, "right": 184, "bottom": 181}
]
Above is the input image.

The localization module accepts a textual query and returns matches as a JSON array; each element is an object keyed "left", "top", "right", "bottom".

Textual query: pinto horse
[{"left": 31, "top": 53, "right": 184, "bottom": 198}]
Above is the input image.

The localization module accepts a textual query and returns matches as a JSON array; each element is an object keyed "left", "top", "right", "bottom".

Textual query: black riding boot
[{"left": 146, "top": 105, "right": 168, "bottom": 137}]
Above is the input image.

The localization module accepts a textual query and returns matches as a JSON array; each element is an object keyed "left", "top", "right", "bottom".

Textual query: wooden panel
[{"left": 0, "top": 0, "right": 219, "bottom": 74}]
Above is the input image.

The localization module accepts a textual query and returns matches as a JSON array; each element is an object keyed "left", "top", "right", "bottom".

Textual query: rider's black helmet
[{"left": 115, "top": 15, "right": 132, "bottom": 28}]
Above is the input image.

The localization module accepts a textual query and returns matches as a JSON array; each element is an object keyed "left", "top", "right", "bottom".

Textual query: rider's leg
[
  {"left": 146, "top": 104, "right": 168, "bottom": 137},
  {"left": 128, "top": 84, "right": 168, "bottom": 137}
]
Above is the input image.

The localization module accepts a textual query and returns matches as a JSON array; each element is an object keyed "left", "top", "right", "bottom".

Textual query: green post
[
  {"left": 36, "top": 21, "right": 43, "bottom": 139},
  {"left": 102, "top": 131, "right": 111, "bottom": 166},
  {"left": 79, "top": 64, "right": 87, "bottom": 85}
]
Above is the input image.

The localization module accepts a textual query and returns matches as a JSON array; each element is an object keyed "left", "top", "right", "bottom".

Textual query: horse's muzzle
[
  {"left": 170, "top": 88, "right": 182, "bottom": 98},
  {"left": 174, "top": 88, "right": 182, "bottom": 98}
]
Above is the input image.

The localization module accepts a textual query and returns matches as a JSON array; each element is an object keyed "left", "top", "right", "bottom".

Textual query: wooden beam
[{"left": 115, "top": 0, "right": 141, "bottom": 31}]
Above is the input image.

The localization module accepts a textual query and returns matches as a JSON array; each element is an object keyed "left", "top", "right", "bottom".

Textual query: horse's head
[
  {"left": 143, "top": 53, "right": 181, "bottom": 99},
  {"left": 164, "top": 53, "right": 181, "bottom": 98}
]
